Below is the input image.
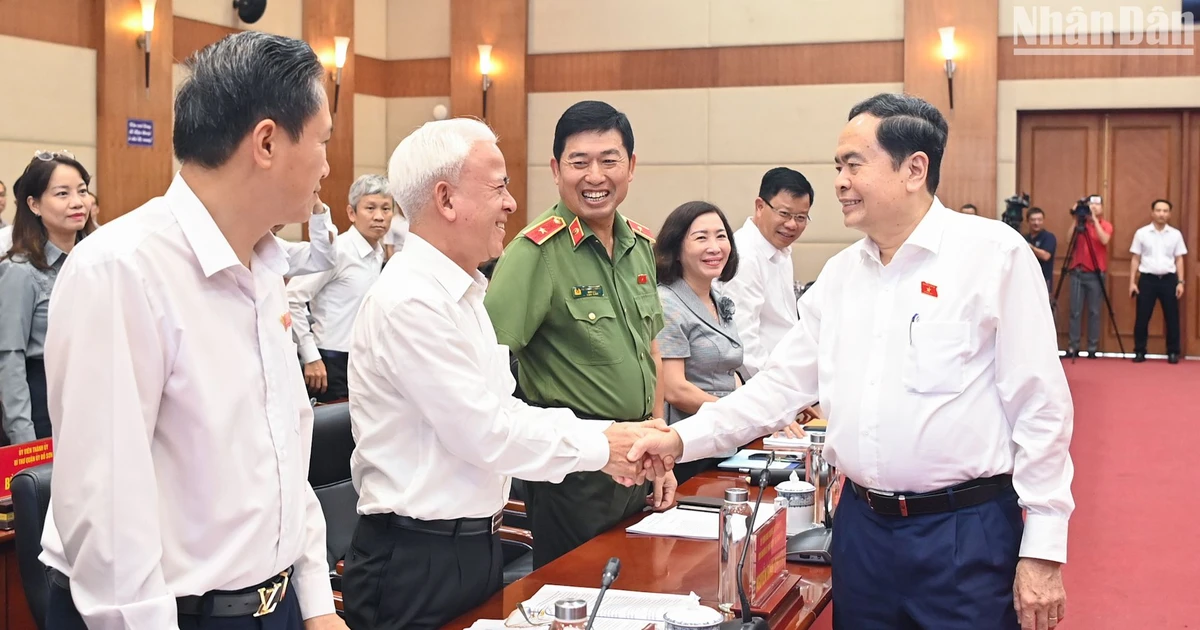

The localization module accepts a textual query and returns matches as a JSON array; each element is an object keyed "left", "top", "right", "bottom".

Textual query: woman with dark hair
[
  {"left": 0, "top": 152, "right": 94, "bottom": 443},
  {"left": 652, "top": 201, "right": 746, "bottom": 482}
]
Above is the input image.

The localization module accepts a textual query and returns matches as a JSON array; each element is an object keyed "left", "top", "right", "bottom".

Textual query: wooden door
[
  {"left": 1017, "top": 110, "right": 1195, "bottom": 356},
  {"left": 1103, "top": 112, "right": 1184, "bottom": 355},
  {"left": 1016, "top": 112, "right": 1103, "bottom": 351}
]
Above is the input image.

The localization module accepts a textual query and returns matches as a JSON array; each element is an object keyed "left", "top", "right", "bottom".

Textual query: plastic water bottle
[{"left": 717, "top": 487, "right": 753, "bottom": 613}]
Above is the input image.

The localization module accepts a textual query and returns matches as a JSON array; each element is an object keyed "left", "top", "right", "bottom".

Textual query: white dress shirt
[
  {"left": 286, "top": 226, "right": 383, "bottom": 364},
  {"left": 719, "top": 218, "right": 798, "bottom": 378},
  {"left": 382, "top": 213, "right": 408, "bottom": 252},
  {"left": 347, "top": 234, "right": 611, "bottom": 521},
  {"left": 0, "top": 225, "right": 12, "bottom": 256},
  {"left": 278, "top": 210, "right": 336, "bottom": 277},
  {"left": 1130, "top": 223, "right": 1187, "bottom": 275},
  {"left": 40, "top": 174, "right": 334, "bottom": 629},
  {"left": 675, "top": 199, "right": 1075, "bottom": 563}
]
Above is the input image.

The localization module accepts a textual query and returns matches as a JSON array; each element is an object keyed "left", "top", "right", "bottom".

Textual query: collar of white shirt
[
  {"left": 404, "top": 233, "right": 488, "bottom": 301},
  {"left": 345, "top": 224, "right": 384, "bottom": 261},
  {"left": 739, "top": 217, "right": 791, "bottom": 263},
  {"left": 856, "top": 197, "right": 948, "bottom": 265},
  {"left": 167, "top": 174, "right": 289, "bottom": 278}
]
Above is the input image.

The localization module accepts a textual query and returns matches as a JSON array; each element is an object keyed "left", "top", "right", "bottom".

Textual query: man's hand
[
  {"left": 602, "top": 420, "right": 671, "bottom": 486},
  {"left": 1129, "top": 283, "right": 1139, "bottom": 298},
  {"left": 303, "top": 359, "right": 328, "bottom": 394},
  {"left": 627, "top": 428, "right": 685, "bottom": 482},
  {"left": 1177, "top": 282, "right": 1184, "bottom": 299},
  {"left": 783, "top": 421, "right": 807, "bottom": 439},
  {"left": 305, "top": 613, "right": 349, "bottom": 630},
  {"left": 1014, "top": 558, "right": 1066, "bottom": 630},
  {"left": 648, "top": 471, "right": 677, "bottom": 511}
]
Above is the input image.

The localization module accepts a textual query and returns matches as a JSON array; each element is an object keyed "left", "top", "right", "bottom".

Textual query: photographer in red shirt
[{"left": 1066, "top": 195, "right": 1113, "bottom": 358}]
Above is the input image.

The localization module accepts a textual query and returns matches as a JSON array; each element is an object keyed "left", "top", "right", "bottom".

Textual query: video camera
[
  {"left": 1002, "top": 193, "right": 1030, "bottom": 232},
  {"left": 1072, "top": 195, "right": 1101, "bottom": 222}
]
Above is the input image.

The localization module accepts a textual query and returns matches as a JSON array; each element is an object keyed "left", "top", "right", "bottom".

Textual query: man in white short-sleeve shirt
[{"left": 1129, "top": 198, "right": 1188, "bottom": 363}]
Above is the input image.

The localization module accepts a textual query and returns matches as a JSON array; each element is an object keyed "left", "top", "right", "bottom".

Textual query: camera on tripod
[
  {"left": 1072, "top": 195, "right": 1102, "bottom": 222},
  {"left": 1002, "top": 193, "right": 1030, "bottom": 231}
]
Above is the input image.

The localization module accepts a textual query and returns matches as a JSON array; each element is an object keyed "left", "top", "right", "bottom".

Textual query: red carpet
[{"left": 810, "top": 357, "right": 1200, "bottom": 629}]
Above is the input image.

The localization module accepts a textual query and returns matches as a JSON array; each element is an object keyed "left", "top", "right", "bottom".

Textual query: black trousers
[
  {"left": 1134, "top": 272, "right": 1181, "bottom": 355},
  {"left": 26, "top": 357, "right": 52, "bottom": 440},
  {"left": 525, "top": 471, "right": 650, "bottom": 568},
  {"left": 314, "top": 349, "right": 349, "bottom": 403},
  {"left": 45, "top": 576, "right": 303, "bottom": 630},
  {"left": 342, "top": 514, "right": 503, "bottom": 630}
]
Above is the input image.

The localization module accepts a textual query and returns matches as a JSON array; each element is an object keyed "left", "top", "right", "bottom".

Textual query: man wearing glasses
[{"left": 721, "top": 167, "right": 814, "bottom": 379}]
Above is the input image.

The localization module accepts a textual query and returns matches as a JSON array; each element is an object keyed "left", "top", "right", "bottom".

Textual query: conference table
[{"left": 443, "top": 465, "right": 834, "bottom": 629}]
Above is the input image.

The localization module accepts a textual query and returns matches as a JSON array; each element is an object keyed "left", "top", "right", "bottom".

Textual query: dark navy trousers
[{"left": 831, "top": 482, "right": 1023, "bottom": 629}]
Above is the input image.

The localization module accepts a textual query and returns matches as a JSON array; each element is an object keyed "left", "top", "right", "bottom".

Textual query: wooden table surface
[{"left": 443, "top": 468, "right": 832, "bottom": 629}]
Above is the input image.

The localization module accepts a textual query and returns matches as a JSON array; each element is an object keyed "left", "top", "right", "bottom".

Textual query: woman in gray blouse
[
  {"left": 653, "top": 201, "right": 746, "bottom": 483},
  {"left": 0, "top": 153, "right": 95, "bottom": 444}
]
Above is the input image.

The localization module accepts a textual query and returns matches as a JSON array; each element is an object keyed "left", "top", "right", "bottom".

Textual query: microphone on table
[
  {"left": 721, "top": 453, "right": 772, "bottom": 630},
  {"left": 584, "top": 556, "right": 621, "bottom": 630}
]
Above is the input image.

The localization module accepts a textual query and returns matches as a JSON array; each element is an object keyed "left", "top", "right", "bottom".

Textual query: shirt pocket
[
  {"left": 564, "top": 298, "right": 622, "bottom": 366},
  {"left": 903, "top": 320, "right": 969, "bottom": 395},
  {"left": 633, "top": 291, "right": 664, "bottom": 337}
]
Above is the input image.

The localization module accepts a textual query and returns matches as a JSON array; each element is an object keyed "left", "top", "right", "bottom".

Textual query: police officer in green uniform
[{"left": 485, "top": 101, "right": 672, "bottom": 568}]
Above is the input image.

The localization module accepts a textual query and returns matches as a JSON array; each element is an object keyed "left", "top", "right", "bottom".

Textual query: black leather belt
[
  {"left": 374, "top": 511, "right": 502, "bottom": 536},
  {"left": 849, "top": 474, "right": 1013, "bottom": 517},
  {"left": 49, "top": 566, "right": 294, "bottom": 618}
]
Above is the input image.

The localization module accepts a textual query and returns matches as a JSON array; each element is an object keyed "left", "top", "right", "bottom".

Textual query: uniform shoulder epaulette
[
  {"left": 522, "top": 215, "right": 567, "bottom": 245},
  {"left": 627, "top": 218, "right": 656, "bottom": 243}
]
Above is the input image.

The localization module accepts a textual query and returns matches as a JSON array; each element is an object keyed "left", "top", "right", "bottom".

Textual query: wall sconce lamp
[
  {"left": 478, "top": 44, "right": 493, "bottom": 121},
  {"left": 332, "top": 36, "right": 350, "bottom": 114},
  {"left": 939, "top": 26, "right": 957, "bottom": 109},
  {"left": 138, "top": 0, "right": 156, "bottom": 93}
]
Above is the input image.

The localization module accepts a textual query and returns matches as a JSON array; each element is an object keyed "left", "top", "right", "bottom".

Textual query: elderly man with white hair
[
  {"left": 341, "top": 118, "right": 669, "bottom": 630},
  {"left": 286, "top": 173, "right": 392, "bottom": 402}
]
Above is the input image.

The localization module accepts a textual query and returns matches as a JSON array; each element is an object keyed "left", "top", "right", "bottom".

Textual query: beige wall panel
[
  {"left": 0, "top": 36, "right": 96, "bottom": 147},
  {"left": 707, "top": 164, "right": 859, "bottom": 245},
  {"left": 1000, "top": 0, "right": 1183, "bottom": 36},
  {"left": 707, "top": 83, "right": 904, "bottom": 165},
  {"left": 385, "top": 96, "right": 451, "bottom": 159},
  {"left": 355, "top": 0, "right": 388, "bottom": 59},
  {"left": 175, "top": 0, "right": 303, "bottom": 38},
  {"left": 995, "top": 161, "right": 1018, "bottom": 218},
  {"left": 524, "top": 165, "right": 708, "bottom": 234},
  {"left": 354, "top": 94, "right": 388, "bottom": 170},
  {"left": 386, "top": 0, "right": 450, "bottom": 60},
  {"left": 277, "top": 223, "right": 305, "bottom": 242},
  {"left": 171, "top": 63, "right": 191, "bottom": 175},
  {"left": 709, "top": 0, "right": 905, "bottom": 47},
  {"left": 0, "top": 141, "right": 98, "bottom": 223},
  {"left": 528, "top": 0, "right": 709, "bottom": 54},
  {"left": 528, "top": 90, "right": 709, "bottom": 166}
]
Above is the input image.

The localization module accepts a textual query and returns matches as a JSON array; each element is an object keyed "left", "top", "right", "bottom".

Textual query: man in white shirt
[
  {"left": 721, "top": 167, "right": 813, "bottom": 380},
  {"left": 288, "top": 174, "right": 391, "bottom": 401},
  {"left": 276, "top": 200, "right": 337, "bottom": 277},
  {"left": 629, "top": 93, "right": 1074, "bottom": 630},
  {"left": 382, "top": 206, "right": 408, "bottom": 260},
  {"left": 41, "top": 31, "right": 346, "bottom": 630},
  {"left": 342, "top": 118, "right": 668, "bottom": 630},
  {"left": 1129, "top": 198, "right": 1187, "bottom": 364}
]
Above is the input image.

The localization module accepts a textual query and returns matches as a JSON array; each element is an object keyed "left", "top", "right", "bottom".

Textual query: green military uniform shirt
[{"left": 484, "top": 201, "right": 664, "bottom": 420}]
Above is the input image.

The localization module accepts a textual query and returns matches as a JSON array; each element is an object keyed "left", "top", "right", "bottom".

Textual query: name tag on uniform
[{"left": 572, "top": 285, "right": 604, "bottom": 298}]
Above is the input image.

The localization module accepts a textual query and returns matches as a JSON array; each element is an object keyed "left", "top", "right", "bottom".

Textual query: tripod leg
[{"left": 1053, "top": 228, "right": 1082, "bottom": 358}]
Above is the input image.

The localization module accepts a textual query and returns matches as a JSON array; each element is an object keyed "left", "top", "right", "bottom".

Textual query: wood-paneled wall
[
  {"left": 904, "top": 0, "right": 999, "bottom": 217},
  {"left": 0, "top": 0, "right": 96, "bottom": 49},
  {"left": 450, "top": 0, "right": 528, "bottom": 239},
  {"left": 304, "top": 0, "right": 356, "bottom": 234}
]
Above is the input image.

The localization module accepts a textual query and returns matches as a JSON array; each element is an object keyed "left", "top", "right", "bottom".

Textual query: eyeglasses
[
  {"left": 761, "top": 198, "right": 811, "bottom": 225},
  {"left": 34, "top": 150, "right": 76, "bottom": 161}
]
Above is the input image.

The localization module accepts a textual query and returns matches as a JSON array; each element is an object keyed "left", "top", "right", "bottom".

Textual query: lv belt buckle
[{"left": 254, "top": 572, "right": 289, "bottom": 617}]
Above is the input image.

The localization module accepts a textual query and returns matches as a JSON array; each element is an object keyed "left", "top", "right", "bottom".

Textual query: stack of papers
[
  {"left": 626, "top": 504, "right": 778, "bottom": 540},
  {"left": 495, "top": 584, "right": 702, "bottom": 629},
  {"left": 762, "top": 433, "right": 812, "bottom": 449}
]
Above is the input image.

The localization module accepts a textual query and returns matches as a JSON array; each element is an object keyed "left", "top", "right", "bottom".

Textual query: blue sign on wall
[{"left": 127, "top": 119, "right": 154, "bottom": 147}]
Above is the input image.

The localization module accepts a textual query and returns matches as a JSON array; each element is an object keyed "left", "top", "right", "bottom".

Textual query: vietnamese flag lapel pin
[{"left": 920, "top": 281, "right": 938, "bottom": 298}]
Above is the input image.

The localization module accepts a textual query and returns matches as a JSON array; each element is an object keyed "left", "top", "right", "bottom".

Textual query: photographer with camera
[
  {"left": 1129, "top": 199, "right": 1187, "bottom": 364},
  {"left": 1027, "top": 207, "right": 1056, "bottom": 294},
  {"left": 1065, "top": 195, "right": 1113, "bottom": 358}
]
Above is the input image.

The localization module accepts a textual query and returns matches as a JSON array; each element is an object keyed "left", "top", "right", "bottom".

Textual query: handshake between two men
[{"left": 597, "top": 419, "right": 686, "bottom": 511}]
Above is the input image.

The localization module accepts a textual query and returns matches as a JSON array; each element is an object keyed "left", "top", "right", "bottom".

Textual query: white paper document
[
  {"left": 500, "top": 584, "right": 701, "bottom": 628},
  {"left": 625, "top": 504, "right": 778, "bottom": 540}
]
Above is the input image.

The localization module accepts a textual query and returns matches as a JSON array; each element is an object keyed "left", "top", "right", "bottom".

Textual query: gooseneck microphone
[
  {"left": 721, "top": 453, "right": 772, "bottom": 630},
  {"left": 584, "top": 556, "right": 621, "bottom": 630}
]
